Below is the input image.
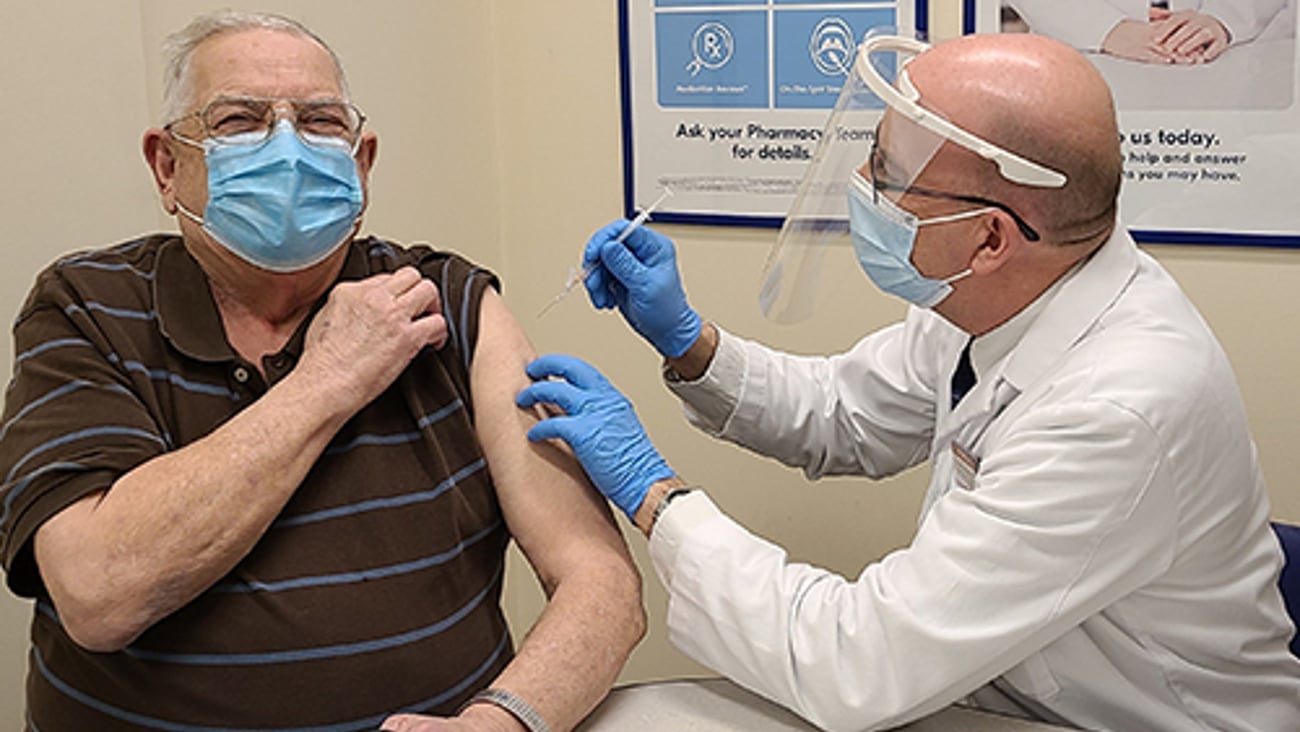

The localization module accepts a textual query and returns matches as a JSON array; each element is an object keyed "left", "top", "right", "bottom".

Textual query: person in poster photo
[{"left": 1004, "top": 0, "right": 1293, "bottom": 64}]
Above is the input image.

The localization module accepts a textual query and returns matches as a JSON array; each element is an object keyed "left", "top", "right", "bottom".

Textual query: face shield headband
[{"left": 758, "top": 32, "right": 1068, "bottom": 323}]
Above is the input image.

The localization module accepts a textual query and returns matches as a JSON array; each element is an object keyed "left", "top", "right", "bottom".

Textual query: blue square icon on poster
[
  {"left": 656, "top": 11, "right": 768, "bottom": 108},
  {"left": 774, "top": 8, "right": 895, "bottom": 109}
]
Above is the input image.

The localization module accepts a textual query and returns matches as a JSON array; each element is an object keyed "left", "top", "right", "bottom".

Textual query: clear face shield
[{"left": 758, "top": 31, "right": 1066, "bottom": 323}]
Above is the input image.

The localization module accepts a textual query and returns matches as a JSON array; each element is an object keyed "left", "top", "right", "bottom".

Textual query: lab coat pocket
[{"left": 1002, "top": 651, "right": 1061, "bottom": 700}]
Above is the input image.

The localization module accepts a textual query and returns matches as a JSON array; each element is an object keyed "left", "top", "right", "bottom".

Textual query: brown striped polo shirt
[{"left": 0, "top": 234, "right": 513, "bottom": 730}]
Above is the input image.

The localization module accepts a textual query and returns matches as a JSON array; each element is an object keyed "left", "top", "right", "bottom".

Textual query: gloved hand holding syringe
[{"left": 537, "top": 187, "right": 673, "bottom": 319}]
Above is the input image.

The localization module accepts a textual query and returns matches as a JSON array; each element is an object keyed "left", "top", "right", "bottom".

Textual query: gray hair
[{"left": 160, "top": 10, "right": 351, "bottom": 124}]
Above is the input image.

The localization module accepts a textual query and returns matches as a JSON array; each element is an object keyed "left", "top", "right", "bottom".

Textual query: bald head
[{"left": 907, "top": 34, "right": 1122, "bottom": 247}]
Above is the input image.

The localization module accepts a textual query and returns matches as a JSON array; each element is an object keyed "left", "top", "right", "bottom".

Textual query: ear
[
  {"left": 142, "top": 129, "right": 179, "bottom": 215},
  {"left": 968, "top": 211, "right": 1019, "bottom": 276},
  {"left": 354, "top": 131, "right": 378, "bottom": 184},
  {"left": 353, "top": 131, "right": 379, "bottom": 215}
]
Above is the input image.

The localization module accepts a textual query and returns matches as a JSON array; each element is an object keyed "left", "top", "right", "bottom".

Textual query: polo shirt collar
[
  {"left": 154, "top": 237, "right": 231, "bottom": 363},
  {"left": 154, "top": 237, "right": 373, "bottom": 363}
]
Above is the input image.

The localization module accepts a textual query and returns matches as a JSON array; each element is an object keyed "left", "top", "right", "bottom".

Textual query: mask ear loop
[
  {"left": 175, "top": 200, "right": 204, "bottom": 226},
  {"left": 942, "top": 267, "right": 973, "bottom": 286},
  {"left": 920, "top": 206, "right": 996, "bottom": 287}
]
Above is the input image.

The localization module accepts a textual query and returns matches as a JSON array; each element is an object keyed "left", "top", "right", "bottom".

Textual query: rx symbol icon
[{"left": 687, "top": 21, "right": 734, "bottom": 76}]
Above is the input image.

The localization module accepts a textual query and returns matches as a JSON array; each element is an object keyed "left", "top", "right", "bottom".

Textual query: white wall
[
  {"left": 1, "top": 1, "right": 1297, "bottom": 726},
  {"left": 0, "top": 3, "right": 157, "bottom": 725}
]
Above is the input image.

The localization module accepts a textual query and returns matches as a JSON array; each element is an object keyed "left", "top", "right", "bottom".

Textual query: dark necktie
[{"left": 951, "top": 338, "right": 976, "bottom": 409}]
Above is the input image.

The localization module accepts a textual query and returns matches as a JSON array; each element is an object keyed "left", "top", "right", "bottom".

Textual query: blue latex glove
[
  {"left": 582, "top": 221, "right": 702, "bottom": 359},
  {"left": 515, "top": 354, "right": 675, "bottom": 519}
]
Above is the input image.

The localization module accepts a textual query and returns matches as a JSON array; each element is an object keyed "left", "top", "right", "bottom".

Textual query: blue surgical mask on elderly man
[
  {"left": 847, "top": 170, "right": 990, "bottom": 309},
  {"left": 176, "top": 119, "right": 364, "bottom": 273}
]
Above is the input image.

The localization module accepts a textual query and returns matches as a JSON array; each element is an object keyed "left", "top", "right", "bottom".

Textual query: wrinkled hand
[
  {"left": 1151, "top": 10, "right": 1230, "bottom": 63},
  {"left": 376, "top": 714, "right": 459, "bottom": 731},
  {"left": 1101, "top": 19, "right": 1176, "bottom": 63},
  {"left": 379, "top": 708, "right": 504, "bottom": 731},
  {"left": 299, "top": 266, "right": 447, "bottom": 412},
  {"left": 381, "top": 695, "right": 530, "bottom": 731},
  {"left": 582, "top": 221, "right": 702, "bottom": 359},
  {"left": 516, "top": 354, "right": 674, "bottom": 518}
]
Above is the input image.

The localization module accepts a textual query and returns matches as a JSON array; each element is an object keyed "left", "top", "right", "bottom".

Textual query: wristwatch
[
  {"left": 460, "top": 688, "right": 549, "bottom": 732},
  {"left": 652, "top": 486, "right": 695, "bottom": 528}
]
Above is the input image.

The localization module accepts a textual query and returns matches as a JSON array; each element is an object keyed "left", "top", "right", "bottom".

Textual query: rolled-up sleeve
[
  {"left": 0, "top": 269, "right": 166, "bottom": 597},
  {"left": 1203, "top": 0, "right": 1288, "bottom": 44}
]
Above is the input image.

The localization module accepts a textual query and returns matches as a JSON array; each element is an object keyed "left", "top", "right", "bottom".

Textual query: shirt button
[{"left": 232, "top": 366, "right": 250, "bottom": 383}]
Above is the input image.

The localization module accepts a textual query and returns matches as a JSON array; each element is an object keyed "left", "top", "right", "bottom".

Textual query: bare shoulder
[
  {"left": 467, "top": 289, "right": 630, "bottom": 581},
  {"left": 469, "top": 287, "right": 535, "bottom": 394}
]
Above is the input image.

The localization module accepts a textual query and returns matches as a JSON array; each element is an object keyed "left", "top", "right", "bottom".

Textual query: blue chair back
[{"left": 1273, "top": 521, "right": 1300, "bottom": 657}]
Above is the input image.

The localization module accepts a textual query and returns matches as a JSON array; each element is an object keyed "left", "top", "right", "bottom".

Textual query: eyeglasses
[
  {"left": 166, "top": 96, "right": 366, "bottom": 151},
  {"left": 867, "top": 128, "right": 1042, "bottom": 242}
]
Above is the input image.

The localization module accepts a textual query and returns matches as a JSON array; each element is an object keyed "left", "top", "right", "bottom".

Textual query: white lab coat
[
  {"left": 651, "top": 230, "right": 1300, "bottom": 732},
  {"left": 1006, "top": 0, "right": 1291, "bottom": 52}
]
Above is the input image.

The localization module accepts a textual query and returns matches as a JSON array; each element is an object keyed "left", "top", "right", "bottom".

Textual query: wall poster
[
  {"left": 619, "top": 1, "right": 923, "bottom": 227},
  {"left": 622, "top": 1, "right": 1300, "bottom": 247},
  {"left": 976, "top": 1, "right": 1300, "bottom": 247}
]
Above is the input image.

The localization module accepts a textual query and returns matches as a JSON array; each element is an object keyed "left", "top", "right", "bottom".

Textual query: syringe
[{"left": 537, "top": 187, "right": 673, "bottom": 319}]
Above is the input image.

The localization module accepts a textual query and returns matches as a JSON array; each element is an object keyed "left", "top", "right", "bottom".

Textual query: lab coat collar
[
  {"left": 946, "top": 228, "right": 1136, "bottom": 421},
  {"left": 965, "top": 269, "right": 1065, "bottom": 393},
  {"left": 999, "top": 228, "right": 1138, "bottom": 393}
]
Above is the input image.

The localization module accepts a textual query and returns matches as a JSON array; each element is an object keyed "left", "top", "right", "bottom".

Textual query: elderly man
[
  {"left": 0, "top": 10, "right": 642, "bottom": 732},
  {"left": 518, "top": 32, "right": 1300, "bottom": 732}
]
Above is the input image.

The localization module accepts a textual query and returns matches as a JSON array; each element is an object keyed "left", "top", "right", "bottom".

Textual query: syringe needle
[
  {"left": 536, "top": 290, "right": 567, "bottom": 319},
  {"left": 536, "top": 188, "right": 673, "bottom": 319}
]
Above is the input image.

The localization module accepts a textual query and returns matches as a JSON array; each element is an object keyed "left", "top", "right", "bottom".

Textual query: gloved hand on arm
[
  {"left": 515, "top": 354, "right": 675, "bottom": 519},
  {"left": 582, "top": 221, "right": 702, "bottom": 359}
]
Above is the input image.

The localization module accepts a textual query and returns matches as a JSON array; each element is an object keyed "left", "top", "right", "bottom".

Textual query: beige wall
[{"left": 1, "top": 1, "right": 1297, "bottom": 726}]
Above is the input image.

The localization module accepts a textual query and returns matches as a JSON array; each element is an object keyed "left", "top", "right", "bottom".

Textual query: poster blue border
[
  {"left": 618, "top": 0, "right": 637, "bottom": 221},
  {"left": 1129, "top": 230, "right": 1300, "bottom": 248},
  {"left": 620, "top": 1, "right": 1299, "bottom": 248}
]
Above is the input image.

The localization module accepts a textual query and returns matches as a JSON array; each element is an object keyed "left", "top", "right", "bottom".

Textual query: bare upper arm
[{"left": 468, "top": 289, "right": 636, "bottom": 593}]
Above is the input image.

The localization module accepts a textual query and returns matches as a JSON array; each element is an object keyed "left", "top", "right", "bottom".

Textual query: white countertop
[{"left": 577, "top": 678, "right": 1075, "bottom": 731}]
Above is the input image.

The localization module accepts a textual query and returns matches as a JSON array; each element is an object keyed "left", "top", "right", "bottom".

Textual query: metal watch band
[
  {"left": 652, "top": 486, "right": 695, "bottom": 527},
  {"left": 460, "top": 687, "right": 550, "bottom": 732}
]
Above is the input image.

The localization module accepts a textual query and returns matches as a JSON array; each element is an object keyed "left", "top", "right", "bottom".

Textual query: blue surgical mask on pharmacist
[
  {"left": 761, "top": 33, "right": 1065, "bottom": 323},
  {"left": 847, "top": 170, "right": 988, "bottom": 308},
  {"left": 169, "top": 116, "right": 365, "bottom": 273}
]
